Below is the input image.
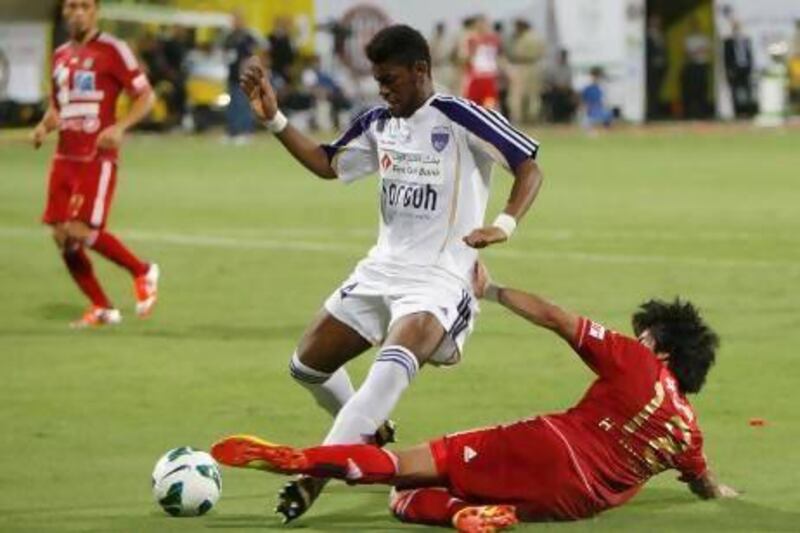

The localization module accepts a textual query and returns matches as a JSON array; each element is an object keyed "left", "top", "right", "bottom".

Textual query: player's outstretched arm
[
  {"left": 473, "top": 261, "right": 578, "bottom": 343},
  {"left": 239, "top": 58, "right": 336, "bottom": 180},
  {"left": 687, "top": 471, "right": 739, "bottom": 500},
  {"left": 464, "top": 158, "right": 543, "bottom": 249}
]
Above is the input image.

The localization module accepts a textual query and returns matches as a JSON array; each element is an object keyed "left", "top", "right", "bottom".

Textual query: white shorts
[{"left": 323, "top": 261, "right": 478, "bottom": 366}]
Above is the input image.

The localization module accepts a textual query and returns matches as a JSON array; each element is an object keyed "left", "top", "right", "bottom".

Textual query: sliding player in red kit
[
  {"left": 32, "top": 0, "right": 159, "bottom": 327},
  {"left": 212, "top": 261, "right": 738, "bottom": 532}
]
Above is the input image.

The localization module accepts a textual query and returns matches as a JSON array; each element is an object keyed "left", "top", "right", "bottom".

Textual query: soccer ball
[{"left": 152, "top": 446, "right": 221, "bottom": 517}]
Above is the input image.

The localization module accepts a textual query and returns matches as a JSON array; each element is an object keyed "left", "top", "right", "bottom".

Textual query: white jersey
[{"left": 322, "top": 93, "right": 539, "bottom": 286}]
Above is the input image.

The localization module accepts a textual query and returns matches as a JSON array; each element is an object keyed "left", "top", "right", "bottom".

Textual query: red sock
[
  {"left": 89, "top": 230, "right": 148, "bottom": 277},
  {"left": 390, "top": 487, "right": 468, "bottom": 526},
  {"left": 62, "top": 247, "right": 112, "bottom": 308},
  {"left": 300, "top": 445, "right": 398, "bottom": 483}
]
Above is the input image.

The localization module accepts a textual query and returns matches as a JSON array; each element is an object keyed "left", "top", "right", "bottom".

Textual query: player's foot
[
  {"left": 272, "top": 420, "right": 397, "bottom": 524},
  {"left": 452, "top": 505, "right": 518, "bottom": 533},
  {"left": 134, "top": 263, "right": 159, "bottom": 318},
  {"left": 70, "top": 306, "right": 122, "bottom": 329},
  {"left": 275, "top": 476, "right": 325, "bottom": 524},
  {"left": 371, "top": 419, "right": 397, "bottom": 447},
  {"left": 210, "top": 435, "right": 308, "bottom": 473}
]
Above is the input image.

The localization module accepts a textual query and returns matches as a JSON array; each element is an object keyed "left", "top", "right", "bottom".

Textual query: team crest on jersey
[
  {"left": 430, "top": 126, "right": 450, "bottom": 152},
  {"left": 74, "top": 70, "right": 96, "bottom": 93}
]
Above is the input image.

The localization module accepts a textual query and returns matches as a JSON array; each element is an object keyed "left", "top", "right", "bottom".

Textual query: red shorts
[
  {"left": 430, "top": 417, "right": 601, "bottom": 521},
  {"left": 464, "top": 76, "right": 498, "bottom": 108},
  {"left": 42, "top": 157, "right": 117, "bottom": 229}
]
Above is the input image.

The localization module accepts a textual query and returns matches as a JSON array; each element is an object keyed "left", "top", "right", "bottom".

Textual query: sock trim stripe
[
  {"left": 289, "top": 362, "right": 330, "bottom": 384},
  {"left": 375, "top": 353, "right": 417, "bottom": 382},
  {"left": 379, "top": 347, "right": 420, "bottom": 373}
]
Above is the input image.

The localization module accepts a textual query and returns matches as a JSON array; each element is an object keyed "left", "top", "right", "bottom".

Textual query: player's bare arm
[
  {"left": 96, "top": 87, "right": 155, "bottom": 151},
  {"left": 463, "top": 158, "right": 543, "bottom": 249},
  {"left": 31, "top": 102, "right": 59, "bottom": 149},
  {"left": 473, "top": 261, "right": 579, "bottom": 343},
  {"left": 688, "top": 471, "right": 739, "bottom": 500},
  {"left": 239, "top": 59, "right": 336, "bottom": 180}
]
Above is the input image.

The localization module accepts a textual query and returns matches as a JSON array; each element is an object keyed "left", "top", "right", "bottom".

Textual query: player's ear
[{"left": 412, "top": 60, "right": 429, "bottom": 78}]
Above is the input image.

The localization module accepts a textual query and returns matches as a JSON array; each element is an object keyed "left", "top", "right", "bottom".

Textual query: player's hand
[
  {"left": 472, "top": 261, "right": 491, "bottom": 298},
  {"left": 96, "top": 124, "right": 124, "bottom": 150},
  {"left": 463, "top": 226, "right": 508, "bottom": 249},
  {"left": 716, "top": 484, "right": 740, "bottom": 498},
  {"left": 31, "top": 123, "right": 49, "bottom": 149},
  {"left": 239, "top": 57, "right": 278, "bottom": 122}
]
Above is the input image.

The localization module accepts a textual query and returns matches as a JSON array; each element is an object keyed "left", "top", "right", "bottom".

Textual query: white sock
[
  {"left": 323, "top": 345, "right": 419, "bottom": 445},
  {"left": 289, "top": 352, "right": 355, "bottom": 417}
]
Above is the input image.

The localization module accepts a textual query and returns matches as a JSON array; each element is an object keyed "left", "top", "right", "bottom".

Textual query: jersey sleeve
[
  {"left": 430, "top": 96, "right": 539, "bottom": 171},
  {"left": 571, "top": 317, "right": 645, "bottom": 378},
  {"left": 103, "top": 35, "right": 151, "bottom": 96},
  {"left": 320, "top": 107, "right": 389, "bottom": 183},
  {"left": 675, "top": 433, "right": 708, "bottom": 482}
]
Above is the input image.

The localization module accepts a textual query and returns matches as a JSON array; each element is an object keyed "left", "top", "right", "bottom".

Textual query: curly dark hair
[
  {"left": 365, "top": 24, "right": 431, "bottom": 71},
  {"left": 632, "top": 298, "right": 719, "bottom": 394}
]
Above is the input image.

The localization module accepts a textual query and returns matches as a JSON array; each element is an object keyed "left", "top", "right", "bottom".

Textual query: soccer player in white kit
[{"left": 239, "top": 25, "right": 544, "bottom": 522}]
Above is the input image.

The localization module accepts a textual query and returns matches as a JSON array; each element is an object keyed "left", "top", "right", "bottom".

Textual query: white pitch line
[{"left": 0, "top": 226, "right": 796, "bottom": 271}]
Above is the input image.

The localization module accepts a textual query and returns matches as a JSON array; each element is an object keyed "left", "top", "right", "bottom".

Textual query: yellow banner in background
[{"left": 173, "top": 0, "right": 315, "bottom": 54}]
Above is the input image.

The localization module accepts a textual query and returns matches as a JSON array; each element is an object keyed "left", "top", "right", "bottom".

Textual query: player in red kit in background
[
  {"left": 31, "top": 0, "right": 159, "bottom": 327},
  {"left": 212, "top": 261, "right": 738, "bottom": 532},
  {"left": 461, "top": 15, "right": 502, "bottom": 109}
]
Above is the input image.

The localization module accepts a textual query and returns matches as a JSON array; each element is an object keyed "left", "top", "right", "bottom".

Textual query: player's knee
[
  {"left": 64, "top": 220, "right": 92, "bottom": 242},
  {"left": 388, "top": 488, "right": 414, "bottom": 522}
]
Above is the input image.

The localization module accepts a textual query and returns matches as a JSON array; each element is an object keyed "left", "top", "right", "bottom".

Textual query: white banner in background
[{"left": 0, "top": 22, "right": 48, "bottom": 104}]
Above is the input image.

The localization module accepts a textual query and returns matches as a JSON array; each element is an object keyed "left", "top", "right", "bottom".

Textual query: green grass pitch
[{"left": 1, "top": 126, "right": 798, "bottom": 531}]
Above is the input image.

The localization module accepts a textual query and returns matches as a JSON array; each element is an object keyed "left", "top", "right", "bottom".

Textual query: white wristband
[
  {"left": 492, "top": 213, "right": 517, "bottom": 239},
  {"left": 265, "top": 110, "right": 288, "bottom": 134}
]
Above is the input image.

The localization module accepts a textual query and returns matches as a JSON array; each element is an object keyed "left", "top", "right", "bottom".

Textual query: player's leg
[
  {"left": 43, "top": 160, "right": 117, "bottom": 326},
  {"left": 69, "top": 159, "right": 158, "bottom": 317},
  {"left": 321, "top": 311, "right": 445, "bottom": 445}
]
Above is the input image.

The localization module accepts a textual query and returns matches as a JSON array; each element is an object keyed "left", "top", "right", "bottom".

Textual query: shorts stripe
[
  {"left": 90, "top": 160, "right": 113, "bottom": 227},
  {"left": 449, "top": 291, "right": 472, "bottom": 340}
]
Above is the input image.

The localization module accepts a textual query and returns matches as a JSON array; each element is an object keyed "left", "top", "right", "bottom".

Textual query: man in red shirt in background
[
  {"left": 461, "top": 15, "right": 502, "bottom": 109},
  {"left": 212, "top": 261, "right": 738, "bottom": 532},
  {"left": 32, "top": 0, "right": 159, "bottom": 327}
]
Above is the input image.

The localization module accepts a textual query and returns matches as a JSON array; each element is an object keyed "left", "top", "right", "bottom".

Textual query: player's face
[
  {"left": 63, "top": 0, "right": 98, "bottom": 42},
  {"left": 372, "top": 61, "right": 427, "bottom": 117}
]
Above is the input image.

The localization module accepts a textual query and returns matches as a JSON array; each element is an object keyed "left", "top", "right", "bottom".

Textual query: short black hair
[
  {"left": 632, "top": 298, "right": 719, "bottom": 394},
  {"left": 365, "top": 24, "right": 431, "bottom": 70}
]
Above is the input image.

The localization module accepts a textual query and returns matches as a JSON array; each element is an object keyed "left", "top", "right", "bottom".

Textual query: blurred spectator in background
[
  {"left": 682, "top": 17, "right": 713, "bottom": 119},
  {"left": 455, "top": 16, "right": 477, "bottom": 96},
  {"left": 160, "top": 25, "right": 190, "bottom": 127},
  {"left": 792, "top": 20, "right": 800, "bottom": 110},
  {"left": 724, "top": 22, "right": 755, "bottom": 117},
  {"left": 185, "top": 39, "right": 228, "bottom": 132},
  {"left": 507, "top": 18, "right": 545, "bottom": 124},
  {"left": 268, "top": 16, "right": 296, "bottom": 84},
  {"left": 493, "top": 20, "right": 510, "bottom": 116},
  {"left": 223, "top": 10, "right": 260, "bottom": 143},
  {"left": 543, "top": 48, "right": 577, "bottom": 123},
  {"left": 646, "top": 15, "right": 668, "bottom": 120},
  {"left": 581, "top": 66, "right": 613, "bottom": 129},
  {"left": 462, "top": 15, "right": 502, "bottom": 109},
  {"left": 301, "top": 54, "right": 352, "bottom": 130},
  {"left": 430, "top": 22, "right": 455, "bottom": 94}
]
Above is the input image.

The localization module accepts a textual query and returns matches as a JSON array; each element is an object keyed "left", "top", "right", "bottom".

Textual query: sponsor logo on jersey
[
  {"left": 74, "top": 70, "right": 96, "bottom": 93},
  {"left": 381, "top": 182, "right": 438, "bottom": 212},
  {"left": 431, "top": 126, "right": 450, "bottom": 152},
  {"left": 378, "top": 149, "right": 444, "bottom": 185}
]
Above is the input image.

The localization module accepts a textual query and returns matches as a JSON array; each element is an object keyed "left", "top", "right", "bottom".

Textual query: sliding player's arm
[
  {"left": 473, "top": 261, "right": 578, "bottom": 344},
  {"left": 686, "top": 470, "right": 739, "bottom": 500},
  {"left": 240, "top": 60, "right": 336, "bottom": 180}
]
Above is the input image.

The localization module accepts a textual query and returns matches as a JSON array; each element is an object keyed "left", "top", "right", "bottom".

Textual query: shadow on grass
[{"left": 38, "top": 302, "right": 84, "bottom": 321}]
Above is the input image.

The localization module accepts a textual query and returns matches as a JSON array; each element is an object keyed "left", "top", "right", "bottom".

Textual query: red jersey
[
  {"left": 466, "top": 32, "right": 501, "bottom": 80},
  {"left": 546, "top": 318, "right": 708, "bottom": 509},
  {"left": 51, "top": 32, "right": 150, "bottom": 162}
]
